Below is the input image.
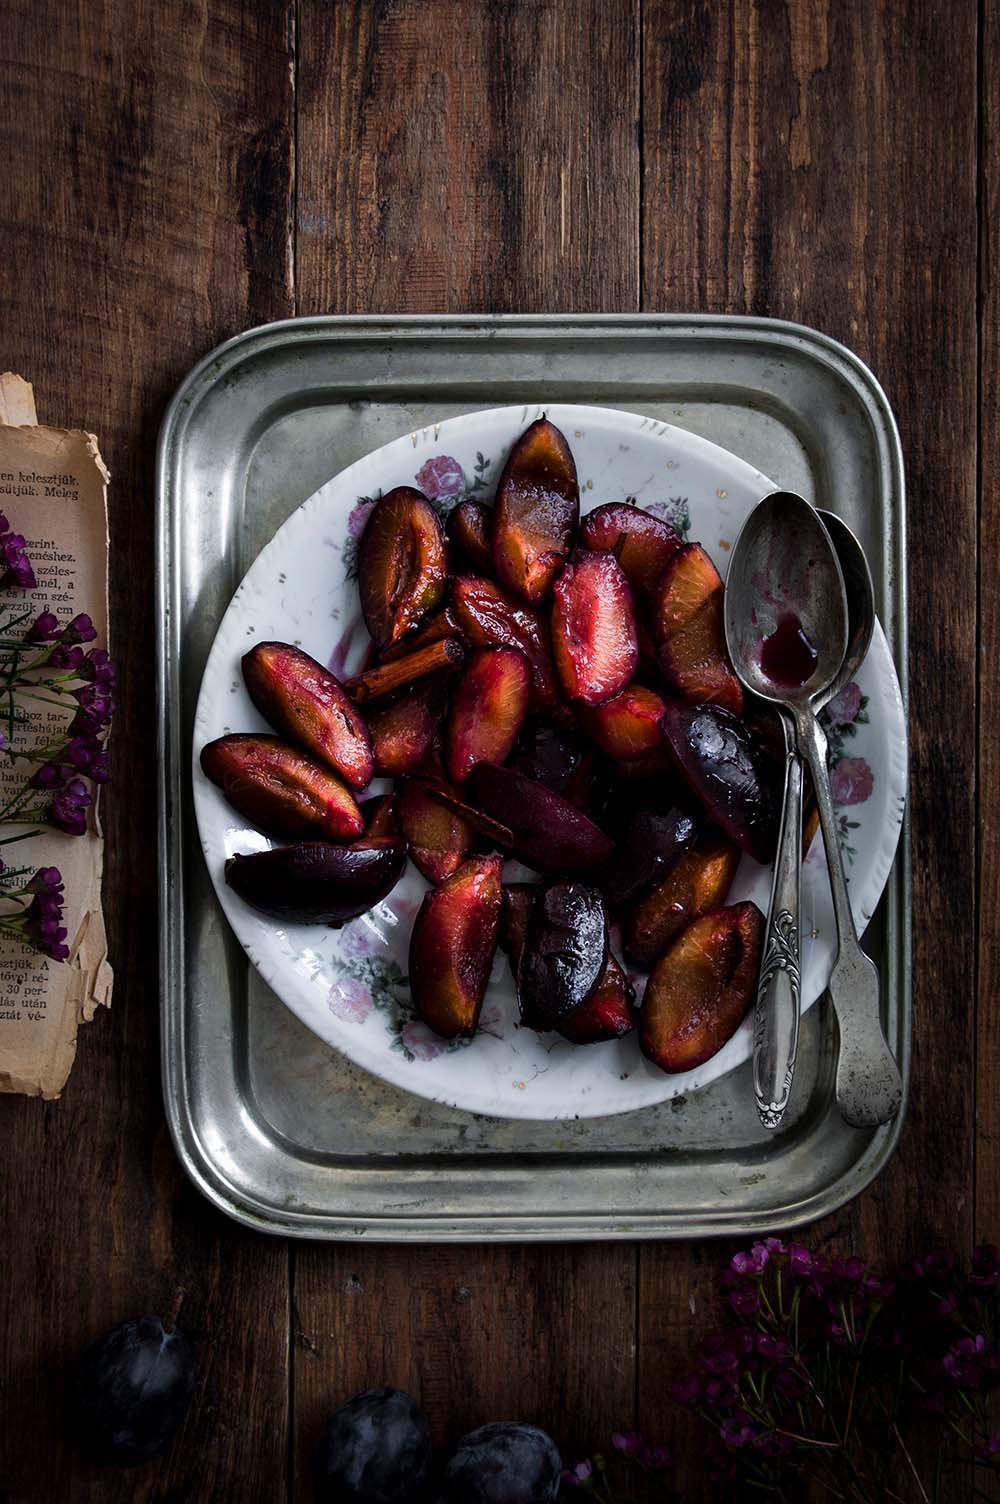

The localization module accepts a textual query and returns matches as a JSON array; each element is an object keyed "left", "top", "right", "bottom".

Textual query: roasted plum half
[
  {"left": 445, "top": 646, "right": 531, "bottom": 783},
  {"left": 201, "top": 733, "right": 364, "bottom": 843},
  {"left": 579, "top": 501, "right": 682, "bottom": 605},
  {"left": 366, "top": 676, "right": 449, "bottom": 777},
  {"left": 603, "top": 804, "right": 701, "bottom": 910},
  {"left": 409, "top": 854, "right": 503, "bottom": 1037},
  {"left": 518, "top": 882, "right": 609, "bottom": 1026},
  {"left": 397, "top": 776, "right": 473, "bottom": 884},
  {"left": 451, "top": 574, "right": 559, "bottom": 712},
  {"left": 492, "top": 417, "right": 579, "bottom": 603},
  {"left": 641, "top": 901, "right": 765, "bottom": 1073},
  {"left": 551, "top": 550, "right": 639, "bottom": 706},
  {"left": 655, "top": 543, "right": 743, "bottom": 714},
  {"left": 357, "top": 486, "right": 447, "bottom": 652},
  {"left": 623, "top": 832, "right": 739, "bottom": 968},
  {"left": 580, "top": 684, "right": 666, "bottom": 762},
  {"left": 242, "top": 640, "right": 374, "bottom": 790},
  {"left": 659, "top": 698, "right": 778, "bottom": 864},
  {"left": 557, "top": 952, "right": 636, "bottom": 1044},
  {"left": 467, "top": 762, "right": 613, "bottom": 874},
  {"left": 225, "top": 838, "right": 406, "bottom": 925}
]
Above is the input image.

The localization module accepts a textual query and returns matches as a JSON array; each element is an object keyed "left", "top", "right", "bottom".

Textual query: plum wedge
[
  {"left": 451, "top": 574, "right": 559, "bottom": 713},
  {"left": 551, "top": 551, "right": 638, "bottom": 706},
  {"left": 603, "top": 804, "right": 700, "bottom": 910},
  {"left": 357, "top": 486, "right": 448, "bottom": 652},
  {"left": 409, "top": 855, "right": 503, "bottom": 1038},
  {"left": 623, "top": 832, "right": 740, "bottom": 967},
  {"left": 580, "top": 684, "right": 666, "bottom": 761},
  {"left": 242, "top": 641, "right": 374, "bottom": 791},
  {"left": 655, "top": 543, "right": 743, "bottom": 714},
  {"left": 397, "top": 776, "right": 473, "bottom": 884},
  {"left": 467, "top": 762, "right": 613, "bottom": 874},
  {"left": 641, "top": 902, "right": 764, "bottom": 1073},
  {"left": 518, "top": 882, "right": 608, "bottom": 1026},
  {"left": 448, "top": 499, "right": 494, "bottom": 575},
  {"left": 445, "top": 646, "right": 531, "bottom": 783},
  {"left": 201, "top": 733, "right": 364, "bottom": 843},
  {"left": 493, "top": 417, "right": 579, "bottom": 603},
  {"left": 580, "top": 502, "right": 682, "bottom": 605},
  {"left": 557, "top": 954, "right": 636, "bottom": 1044},
  {"left": 659, "top": 698, "right": 778, "bottom": 864},
  {"left": 225, "top": 838, "right": 406, "bottom": 926},
  {"left": 366, "top": 677, "right": 449, "bottom": 777}
]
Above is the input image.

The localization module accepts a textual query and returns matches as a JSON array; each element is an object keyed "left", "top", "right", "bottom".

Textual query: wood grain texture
[
  {"left": 0, "top": 1, "right": 294, "bottom": 1498},
  {"left": 296, "top": 0, "right": 640, "bottom": 314},
  {"left": 978, "top": 0, "right": 999, "bottom": 1248},
  {"left": 639, "top": 1, "right": 978, "bottom": 1492}
]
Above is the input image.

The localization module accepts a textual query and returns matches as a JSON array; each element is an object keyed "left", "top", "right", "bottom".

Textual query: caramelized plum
[
  {"left": 551, "top": 551, "right": 639, "bottom": 706},
  {"left": 493, "top": 417, "right": 579, "bottom": 602},
  {"left": 448, "top": 499, "right": 494, "bottom": 574},
  {"left": 446, "top": 646, "right": 531, "bottom": 783},
  {"left": 426, "top": 784, "right": 514, "bottom": 849},
  {"left": 519, "top": 882, "right": 608, "bottom": 1025},
  {"left": 367, "top": 677, "right": 448, "bottom": 777},
  {"left": 500, "top": 882, "right": 535, "bottom": 970},
  {"left": 623, "top": 832, "right": 739, "bottom": 967},
  {"left": 659, "top": 699, "right": 778, "bottom": 863},
  {"left": 225, "top": 838, "right": 406, "bottom": 925},
  {"left": 409, "top": 854, "right": 503, "bottom": 1037},
  {"left": 359, "top": 792, "right": 398, "bottom": 839},
  {"left": 558, "top": 953, "right": 636, "bottom": 1043},
  {"left": 655, "top": 543, "right": 743, "bottom": 714},
  {"left": 451, "top": 574, "right": 559, "bottom": 712},
  {"left": 603, "top": 805, "right": 700, "bottom": 909},
  {"left": 358, "top": 486, "right": 447, "bottom": 651},
  {"left": 345, "top": 637, "right": 464, "bottom": 703},
  {"left": 242, "top": 641, "right": 374, "bottom": 790},
  {"left": 397, "top": 777, "right": 472, "bottom": 884},
  {"left": 467, "top": 762, "right": 613, "bottom": 874},
  {"left": 201, "top": 733, "right": 364, "bottom": 842},
  {"left": 580, "top": 684, "right": 666, "bottom": 761},
  {"left": 641, "top": 901, "right": 764, "bottom": 1072},
  {"left": 580, "top": 502, "right": 682, "bottom": 604}
]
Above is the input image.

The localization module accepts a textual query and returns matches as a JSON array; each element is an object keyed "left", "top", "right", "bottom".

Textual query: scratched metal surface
[{"left": 156, "top": 314, "right": 910, "bottom": 1240}]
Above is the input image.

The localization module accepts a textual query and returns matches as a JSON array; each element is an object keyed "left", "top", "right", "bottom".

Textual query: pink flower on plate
[
  {"left": 327, "top": 975, "right": 374, "bottom": 1023},
  {"left": 830, "top": 755, "right": 874, "bottom": 806},
  {"left": 347, "top": 499, "right": 375, "bottom": 539},
  {"left": 338, "top": 920, "right": 378, "bottom": 962},
  {"left": 826, "top": 680, "right": 863, "bottom": 725},
  {"left": 415, "top": 454, "right": 465, "bottom": 501},
  {"left": 400, "top": 1019, "right": 447, "bottom": 1061}
]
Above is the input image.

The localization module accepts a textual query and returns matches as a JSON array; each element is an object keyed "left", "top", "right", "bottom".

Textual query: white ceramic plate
[{"left": 192, "top": 404, "right": 907, "bottom": 1121}]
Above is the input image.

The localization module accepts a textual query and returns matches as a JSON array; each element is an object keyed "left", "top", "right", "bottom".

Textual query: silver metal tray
[{"left": 156, "top": 314, "right": 910, "bottom": 1241}]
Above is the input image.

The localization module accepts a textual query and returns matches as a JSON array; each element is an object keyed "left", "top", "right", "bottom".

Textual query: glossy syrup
[{"left": 760, "top": 612, "right": 818, "bottom": 689}]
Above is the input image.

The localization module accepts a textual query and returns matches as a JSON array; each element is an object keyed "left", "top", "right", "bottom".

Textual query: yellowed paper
[{"left": 0, "top": 373, "right": 112, "bottom": 1098}]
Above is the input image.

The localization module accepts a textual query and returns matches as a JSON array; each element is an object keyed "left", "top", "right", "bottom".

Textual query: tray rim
[{"left": 156, "top": 311, "right": 911, "bottom": 1242}]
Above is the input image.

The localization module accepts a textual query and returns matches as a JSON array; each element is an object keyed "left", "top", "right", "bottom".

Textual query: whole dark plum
[
  {"left": 438, "top": 1421, "right": 562, "bottom": 1504},
  {"left": 67, "top": 1315, "right": 195, "bottom": 1466},
  {"left": 314, "top": 1386, "right": 432, "bottom": 1504}
]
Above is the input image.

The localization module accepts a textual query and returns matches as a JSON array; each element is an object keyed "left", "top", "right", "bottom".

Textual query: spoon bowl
[
  {"left": 724, "top": 491, "right": 848, "bottom": 709},
  {"left": 815, "top": 510, "right": 875, "bottom": 710}
]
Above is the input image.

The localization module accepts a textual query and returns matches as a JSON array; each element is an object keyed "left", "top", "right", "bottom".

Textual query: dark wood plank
[
  {"left": 296, "top": 0, "right": 639, "bottom": 315},
  {"left": 0, "top": 2, "right": 294, "bottom": 1498},
  {"left": 640, "top": 1, "right": 978, "bottom": 1495},
  {"left": 977, "top": 0, "right": 999, "bottom": 1244},
  {"left": 293, "top": 0, "right": 640, "bottom": 1490}
]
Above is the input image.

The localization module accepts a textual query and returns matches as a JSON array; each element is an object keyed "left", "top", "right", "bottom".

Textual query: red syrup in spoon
[{"left": 760, "top": 612, "right": 819, "bottom": 688}]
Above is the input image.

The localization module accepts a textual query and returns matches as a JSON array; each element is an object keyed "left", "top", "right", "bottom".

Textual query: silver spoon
[
  {"left": 811, "top": 511, "right": 903, "bottom": 1127},
  {"left": 725, "top": 492, "right": 848, "bottom": 1130}
]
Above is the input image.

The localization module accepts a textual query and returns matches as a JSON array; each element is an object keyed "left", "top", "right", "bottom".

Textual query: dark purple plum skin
[
  {"left": 508, "top": 720, "right": 589, "bottom": 794},
  {"left": 659, "top": 699, "right": 778, "bottom": 864},
  {"left": 225, "top": 839, "right": 405, "bottom": 924},
  {"left": 67, "top": 1316, "right": 195, "bottom": 1466},
  {"left": 314, "top": 1386, "right": 432, "bottom": 1504},
  {"left": 466, "top": 762, "right": 612, "bottom": 874},
  {"left": 519, "top": 882, "right": 609, "bottom": 1025},
  {"left": 438, "top": 1421, "right": 563, "bottom": 1504},
  {"left": 602, "top": 805, "right": 701, "bottom": 909}
]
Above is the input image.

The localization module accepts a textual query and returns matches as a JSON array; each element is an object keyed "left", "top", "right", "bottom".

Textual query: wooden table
[{"left": 0, "top": 2, "right": 990, "bottom": 1498}]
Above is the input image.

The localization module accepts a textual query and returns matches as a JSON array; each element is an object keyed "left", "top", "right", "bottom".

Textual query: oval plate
[{"left": 192, "top": 404, "right": 906, "bottom": 1121}]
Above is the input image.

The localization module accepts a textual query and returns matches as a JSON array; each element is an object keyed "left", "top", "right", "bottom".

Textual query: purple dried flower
[
  {"left": 23, "top": 865, "right": 68, "bottom": 961},
  {"left": 943, "top": 1334, "right": 990, "bottom": 1386},
  {"left": 561, "top": 1459, "right": 592, "bottom": 1485},
  {"left": 756, "top": 1333, "right": 789, "bottom": 1361},
  {"left": 726, "top": 1281, "right": 761, "bottom": 1318},
  {"left": 59, "top": 613, "right": 97, "bottom": 645},
  {"left": 89, "top": 748, "right": 109, "bottom": 784},
  {"left": 611, "top": 1432, "right": 641, "bottom": 1455},
  {"left": 762, "top": 1236, "right": 787, "bottom": 1256},
  {"left": 0, "top": 512, "right": 8, "bottom": 533},
  {"left": 29, "top": 761, "right": 68, "bottom": 790},
  {"left": 831, "top": 1256, "right": 866, "bottom": 1285},
  {"left": 701, "top": 1375, "right": 740, "bottom": 1409},
  {"left": 25, "top": 610, "right": 60, "bottom": 643},
  {"left": 970, "top": 1244, "right": 1000, "bottom": 1290},
  {"left": 731, "top": 1244, "right": 769, "bottom": 1276},
  {"left": 753, "top": 1430, "right": 792, "bottom": 1459},
  {"left": 719, "top": 1411, "right": 756, "bottom": 1450},
  {"left": 49, "top": 643, "right": 84, "bottom": 672},
  {"left": 79, "top": 648, "right": 116, "bottom": 685},
  {"left": 911, "top": 1246, "right": 956, "bottom": 1281},
  {"left": 27, "top": 866, "right": 63, "bottom": 896},
  {"left": 788, "top": 1244, "right": 821, "bottom": 1279},
  {"left": 0, "top": 532, "right": 36, "bottom": 590},
  {"left": 64, "top": 735, "right": 101, "bottom": 771},
  {"left": 50, "top": 777, "right": 91, "bottom": 836}
]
